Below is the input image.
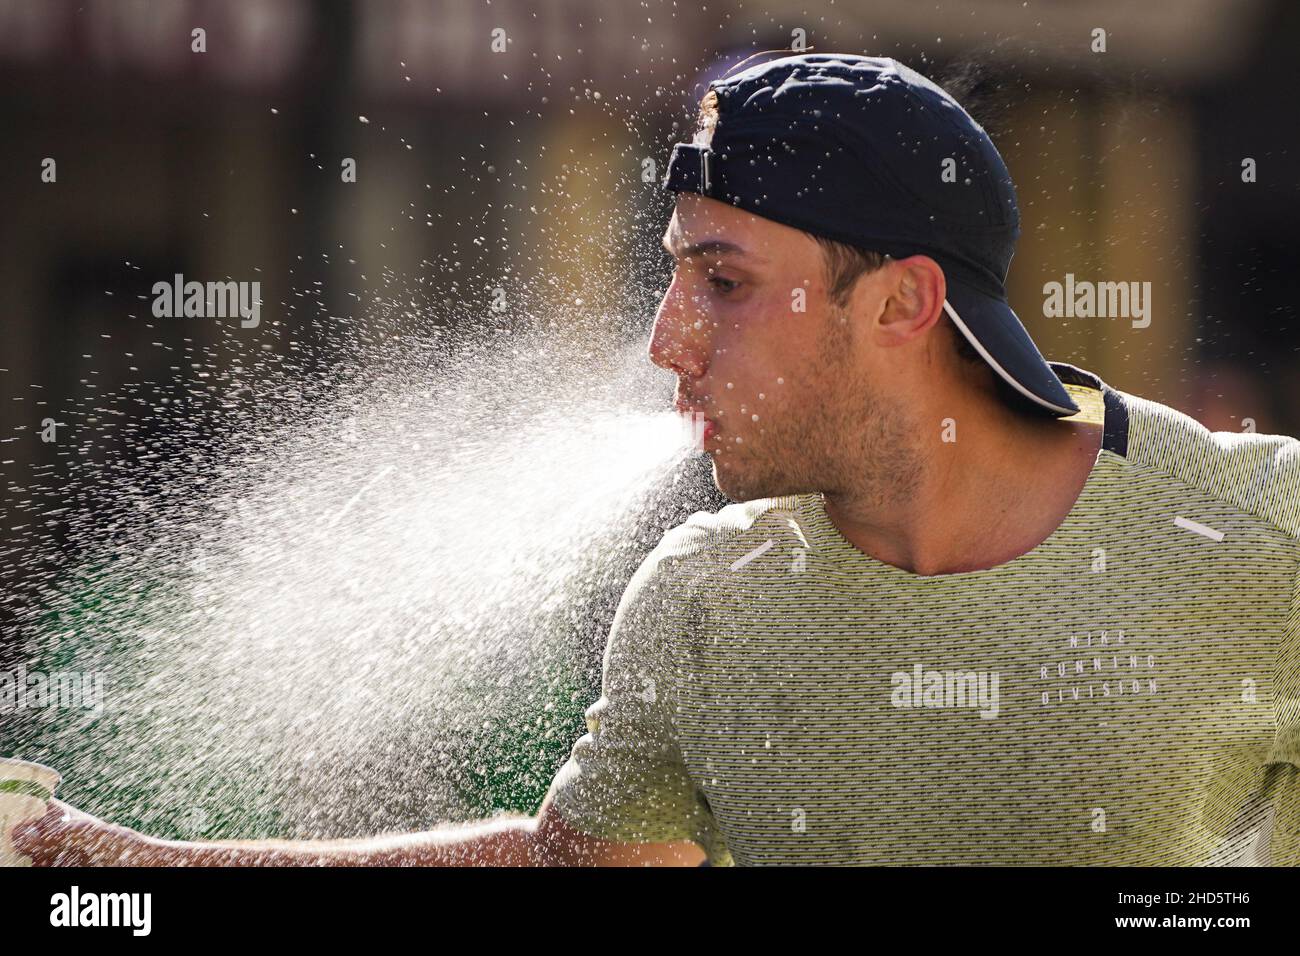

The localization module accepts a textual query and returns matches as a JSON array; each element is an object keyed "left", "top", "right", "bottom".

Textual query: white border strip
[
  {"left": 941, "top": 299, "right": 1078, "bottom": 416},
  {"left": 1173, "top": 516, "right": 1225, "bottom": 542},
  {"left": 730, "top": 538, "right": 775, "bottom": 571}
]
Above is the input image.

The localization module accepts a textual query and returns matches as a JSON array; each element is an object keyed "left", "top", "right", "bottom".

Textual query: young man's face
[{"left": 651, "top": 193, "right": 920, "bottom": 503}]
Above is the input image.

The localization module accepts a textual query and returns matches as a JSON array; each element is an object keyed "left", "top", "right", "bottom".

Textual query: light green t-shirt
[{"left": 547, "top": 364, "right": 1300, "bottom": 865}]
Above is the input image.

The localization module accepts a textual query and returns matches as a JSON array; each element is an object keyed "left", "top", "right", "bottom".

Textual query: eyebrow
[{"left": 661, "top": 237, "right": 766, "bottom": 263}]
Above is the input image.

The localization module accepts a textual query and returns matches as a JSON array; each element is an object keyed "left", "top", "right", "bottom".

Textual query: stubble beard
[{"left": 710, "top": 308, "right": 926, "bottom": 507}]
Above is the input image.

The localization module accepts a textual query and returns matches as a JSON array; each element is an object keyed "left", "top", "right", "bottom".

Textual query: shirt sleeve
[{"left": 545, "top": 534, "right": 712, "bottom": 846}]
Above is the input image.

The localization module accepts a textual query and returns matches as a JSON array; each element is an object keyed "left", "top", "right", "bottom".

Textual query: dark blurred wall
[{"left": 2, "top": 0, "right": 1298, "bottom": 635}]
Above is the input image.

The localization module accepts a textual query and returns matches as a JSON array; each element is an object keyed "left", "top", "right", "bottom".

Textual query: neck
[{"left": 821, "top": 393, "right": 1104, "bottom": 576}]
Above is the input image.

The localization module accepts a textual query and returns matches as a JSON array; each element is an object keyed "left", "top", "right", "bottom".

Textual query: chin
[{"left": 710, "top": 457, "right": 779, "bottom": 503}]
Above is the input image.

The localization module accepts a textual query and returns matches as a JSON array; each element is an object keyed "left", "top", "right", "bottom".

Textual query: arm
[
  {"left": 13, "top": 792, "right": 705, "bottom": 867},
  {"left": 18, "top": 521, "right": 717, "bottom": 868}
]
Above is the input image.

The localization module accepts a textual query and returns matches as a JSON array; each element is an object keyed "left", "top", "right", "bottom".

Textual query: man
[{"left": 18, "top": 54, "right": 1300, "bottom": 866}]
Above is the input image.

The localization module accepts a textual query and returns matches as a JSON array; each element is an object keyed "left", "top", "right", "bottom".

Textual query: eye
[{"left": 707, "top": 275, "right": 740, "bottom": 295}]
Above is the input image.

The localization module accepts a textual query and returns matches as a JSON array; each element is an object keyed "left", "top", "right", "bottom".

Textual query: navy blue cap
[{"left": 663, "top": 53, "right": 1079, "bottom": 417}]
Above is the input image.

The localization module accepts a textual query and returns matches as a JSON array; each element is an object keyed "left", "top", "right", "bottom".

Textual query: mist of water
[{"left": 1, "top": 319, "right": 714, "bottom": 839}]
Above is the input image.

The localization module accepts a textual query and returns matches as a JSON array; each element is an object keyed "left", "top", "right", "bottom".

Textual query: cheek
[
  {"left": 710, "top": 324, "right": 773, "bottom": 403},
  {"left": 714, "top": 300, "right": 827, "bottom": 405},
  {"left": 715, "top": 290, "right": 814, "bottom": 361},
  {"left": 714, "top": 357, "right": 796, "bottom": 436}
]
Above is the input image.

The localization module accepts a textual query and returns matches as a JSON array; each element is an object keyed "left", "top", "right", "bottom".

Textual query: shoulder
[
  {"left": 601, "top": 499, "right": 798, "bottom": 675},
  {"left": 1118, "top": 389, "right": 1300, "bottom": 539},
  {"left": 652, "top": 496, "right": 807, "bottom": 566},
  {"left": 630, "top": 496, "right": 807, "bottom": 599}
]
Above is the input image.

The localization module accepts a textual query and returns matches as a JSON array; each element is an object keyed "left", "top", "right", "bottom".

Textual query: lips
[
  {"left": 674, "top": 398, "right": 712, "bottom": 423},
  {"left": 674, "top": 399, "right": 718, "bottom": 444}
]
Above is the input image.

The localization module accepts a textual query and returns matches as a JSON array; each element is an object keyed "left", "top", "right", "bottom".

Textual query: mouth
[{"left": 674, "top": 399, "right": 718, "bottom": 445}]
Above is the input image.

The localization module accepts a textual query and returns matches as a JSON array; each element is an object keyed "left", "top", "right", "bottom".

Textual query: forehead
[{"left": 663, "top": 194, "right": 813, "bottom": 262}]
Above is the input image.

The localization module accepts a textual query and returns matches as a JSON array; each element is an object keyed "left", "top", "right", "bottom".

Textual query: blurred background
[{"left": 1, "top": 0, "right": 1298, "bottom": 836}]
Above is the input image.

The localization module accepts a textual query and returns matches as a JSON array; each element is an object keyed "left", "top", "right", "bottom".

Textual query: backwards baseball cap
[{"left": 663, "top": 53, "right": 1080, "bottom": 417}]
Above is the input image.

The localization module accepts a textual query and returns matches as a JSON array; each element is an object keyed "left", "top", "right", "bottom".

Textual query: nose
[{"left": 648, "top": 273, "right": 709, "bottom": 379}]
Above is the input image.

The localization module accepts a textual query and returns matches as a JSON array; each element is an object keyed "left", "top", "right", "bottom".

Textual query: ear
[{"left": 876, "top": 255, "right": 947, "bottom": 347}]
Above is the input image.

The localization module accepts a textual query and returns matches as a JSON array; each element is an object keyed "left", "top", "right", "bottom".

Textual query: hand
[{"left": 11, "top": 798, "right": 174, "bottom": 867}]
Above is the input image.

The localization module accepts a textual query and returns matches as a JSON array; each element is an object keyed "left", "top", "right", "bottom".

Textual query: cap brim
[{"left": 943, "top": 281, "right": 1079, "bottom": 417}]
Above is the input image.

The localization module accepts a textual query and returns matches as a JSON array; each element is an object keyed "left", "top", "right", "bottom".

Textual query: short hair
[
  {"left": 811, "top": 237, "right": 1038, "bottom": 413},
  {"left": 811, "top": 235, "right": 984, "bottom": 366}
]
